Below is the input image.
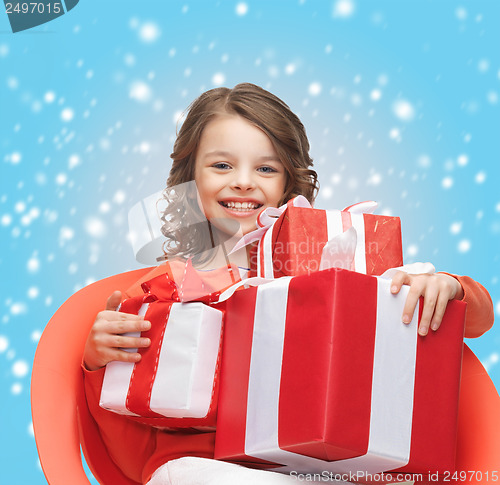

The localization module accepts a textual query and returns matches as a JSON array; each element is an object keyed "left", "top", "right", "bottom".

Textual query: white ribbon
[
  {"left": 320, "top": 224, "right": 357, "bottom": 271},
  {"left": 244, "top": 272, "right": 421, "bottom": 475}
]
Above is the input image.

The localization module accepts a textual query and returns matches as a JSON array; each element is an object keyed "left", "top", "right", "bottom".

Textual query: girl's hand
[
  {"left": 390, "top": 272, "right": 464, "bottom": 337},
  {"left": 83, "top": 291, "right": 151, "bottom": 371}
]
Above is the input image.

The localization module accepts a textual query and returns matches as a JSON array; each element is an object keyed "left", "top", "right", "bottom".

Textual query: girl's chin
[{"left": 208, "top": 217, "right": 250, "bottom": 238}]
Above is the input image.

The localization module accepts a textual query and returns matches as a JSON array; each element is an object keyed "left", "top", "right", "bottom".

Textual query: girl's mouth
[{"left": 219, "top": 201, "right": 263, "bottom": 212}]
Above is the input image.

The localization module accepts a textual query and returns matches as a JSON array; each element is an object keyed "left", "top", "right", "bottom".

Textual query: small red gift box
[
  {"left": 246, "top": 198, "right": 402, "bottom": 279},
  {"left": 214, "top": 267, "right": 466, "bottom": 476},
  {"left": 99, "top": 272, "right": 224, "bottom": 429}
]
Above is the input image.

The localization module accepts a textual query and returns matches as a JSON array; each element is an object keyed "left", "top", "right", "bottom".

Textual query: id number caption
[
  {"left": 442, "top": 471, "right": 499, "bottom": 482},
  {"left": 5, "top": 2, "right": 62, "bottom": 14}
]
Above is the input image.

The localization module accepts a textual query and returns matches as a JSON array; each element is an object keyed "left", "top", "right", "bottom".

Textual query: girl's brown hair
[{"left": 160, "top": 83, "right": 319, "bottom": 261}]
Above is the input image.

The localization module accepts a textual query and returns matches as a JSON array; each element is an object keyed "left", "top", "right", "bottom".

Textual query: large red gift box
[
  {"left": 248, "top": 198, "right": 403, "bottom": 279},
  {"left": 99, "top": 272, "right": 224, "bottom": 429},
  {"left": 214, "top": 267, "right": 466, "bottom": 476}
]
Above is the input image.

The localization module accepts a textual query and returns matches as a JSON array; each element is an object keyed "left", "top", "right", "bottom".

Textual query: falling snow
[{"left": 1, "top": 3, "right": 499, "bottom": 483}]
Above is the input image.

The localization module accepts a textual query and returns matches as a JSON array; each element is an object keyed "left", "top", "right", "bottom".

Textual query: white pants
[{"left": 146, "top": 457, "right": 300, "bottom": 485}]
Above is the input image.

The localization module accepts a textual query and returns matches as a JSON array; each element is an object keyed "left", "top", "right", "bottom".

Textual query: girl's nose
[{"left": 230, "top": 169, "right": 256, "bottom": 190}]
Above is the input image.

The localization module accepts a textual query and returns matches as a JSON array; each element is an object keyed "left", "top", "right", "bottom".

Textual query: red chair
[
  {"left": 31, "top": 268, "right": 500, "bottom": 484},
  {"left": 31, "top": 268, "right": 150, "bottom": 485}
]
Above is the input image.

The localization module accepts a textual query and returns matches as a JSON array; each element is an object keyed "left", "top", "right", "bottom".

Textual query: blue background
[{"left": 0, "top": 1, "right": 499, "bottom": 483}]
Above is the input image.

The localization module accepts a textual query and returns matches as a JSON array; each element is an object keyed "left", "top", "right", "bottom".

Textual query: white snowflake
[
  {"left": 392, "top": 99, "right": 415, "bottom": 121},
  {"left": 458, "top": 239, "right": 471, "bottom": 253},
  {"left": 11, "top": 303, "right": 27, "bottom": 315},
  {"left": 84, "top": 217, "right": 106, "bottom": 238},
  {"left": 475, "top": 171, "right": 486, "bottom": 184},
  {"left": 129, "top": 81, "right": 152, "bottom": 103},
  {"left": 333, "top": 0, "right": 355, "bottom": 18},
  {"left": 406, "top": 244, "right": 418, "bottom": 257},
  {"left": 367, "top": 173, "right": 382, "bottom": 186},
  {"left": 308, "top": 82, "right": 322, "bottom": 96},
  {"left": 138, "top": 22, "right": 161, "bottom": 43},
  {"left": 478, "top": 59, "right": 490, "bottom": 73},
  {"left": 55, "top": 173, "right": 67, "bottom": 185},
  {"left": 389, "top": 128, "right": 401, "bottom": 142},
  {"left": 455, "top": 7, "right": 467, "bottom": 20},
  {"left": 235, "top": 2, "right": 248, "bottom": 16},
  {"left": 12, "top": 360, "right": 29, "bottom": 377},
  {"left": 450, "top": 222, "right": 462, "bottom": 234},
  {"left": 61, "top": 108, "right": 74, "bottom": 122},
  {"left": 68, "top": 154, "right": 81, "bottom": 169},
  {"left": 441, "top": 177, "right": 453, "bottom": 189},
  {"left": 212, "top": 73, "right": 226, "bottom": 86},
  {"left": 487, "top": 91, "right": 498, "bottom": 104},
  {"left": 10, "top": 152, "right": 21, "bottom": 164},
  {"left": 321, "top": 186, "right": 333, "bottom": 199},
  {"left": 113, "top": 190, "right": 126, "bottom": 204},
  {"left": 0, "top": 335, "right": 8, "bottom": 353},
  {"left": 417, "top": 155, "right": 431, "bottom": 168},
  {"left": 27, "top": 257, "right": 40, "bottom": 273},
  {"left": 11, "top": 383, "right": 22, "bottom": 395}
]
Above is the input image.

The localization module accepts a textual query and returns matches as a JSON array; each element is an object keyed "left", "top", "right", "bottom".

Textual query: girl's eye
[
  {"left": 258, "top": 166, "right": 278, "bottom": 173},
  {"left": 212, "top": 162, "right": 231, "bottom": 170}
]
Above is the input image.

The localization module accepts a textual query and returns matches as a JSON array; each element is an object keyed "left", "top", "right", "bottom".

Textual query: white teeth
[{"left": 221, "top": 201, "right": 261, "bottom": 211}]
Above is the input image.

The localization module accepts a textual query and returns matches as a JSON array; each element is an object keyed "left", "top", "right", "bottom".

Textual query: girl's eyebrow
[{"left": 204, "top": 150, "right": 233, "bottom": 159}]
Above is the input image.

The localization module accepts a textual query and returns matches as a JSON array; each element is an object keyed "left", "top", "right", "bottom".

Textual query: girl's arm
[
  {"left": 390, "top": 272, "right": 494, "bottom": 338},
  {"left": 82, "top": 291, "right": 157, "bottom": 482},
  {"left": 83, "top": 364, "right": 158, "bottom": 484},
  {"left": 440, "top": 273, "right": 494, "bottom": 339}
]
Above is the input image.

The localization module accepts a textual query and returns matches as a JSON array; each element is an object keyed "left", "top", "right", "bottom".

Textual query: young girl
[{"left": 82, "top": 83, "right": 494, "bottom": 485}]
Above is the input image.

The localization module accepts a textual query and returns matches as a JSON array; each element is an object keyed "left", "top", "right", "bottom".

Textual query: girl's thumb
[{"left": 105, "top": 290, "right": 122, "bottom": 311}]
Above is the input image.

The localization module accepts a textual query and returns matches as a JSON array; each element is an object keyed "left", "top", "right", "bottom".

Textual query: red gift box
[
  {"left": 214, "top": 267, "right": 466, "bottom": 476},
  {"left": 99, "top": 272, "right": 224, "bottom": 429},
  {"left": 245, "top": 197, "right": 403, "bottom": 279}
]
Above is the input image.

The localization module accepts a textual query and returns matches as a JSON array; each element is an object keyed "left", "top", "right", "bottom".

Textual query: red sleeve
[
  {"left": 440, "top": 273, "right": 494, "bottom": 339},
  {"left": 82, "top": 365, "right": 158, "bottom": 484}
]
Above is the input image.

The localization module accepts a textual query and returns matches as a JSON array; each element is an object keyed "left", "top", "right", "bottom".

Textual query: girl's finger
[
  {"left": 108, "top": 318, "right": 151, "bottom": 334},
  {"left": 105, "top": 334, "right": 151, "bottom": 350},
  {"left": 418, "top": 289, "right": 438, "bottom": 336},
  {"left": 401, "top": 279, "right": 426, "bottom": 325},
  {"left": 390, "top": 271, "right": 411, "bottom": 294},
  {"left": 97, "top": 310, "right": 145, "bottom": 322},
  {"left": 105, "top": 291, "right": 123, "bottom": 311},
  {"left": 107, "top": 349, "right": 143, "bottom": 365},
  {"left": 113, "top": 311, "right": 146, "bottom": 321},
  {"left": 430, "top": 292, "right": 451, "bottom": 332}
]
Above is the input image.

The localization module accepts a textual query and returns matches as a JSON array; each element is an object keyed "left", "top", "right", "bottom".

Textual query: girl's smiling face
[{"left": 194, "top": 114, "right": 287, "bottom": 235}]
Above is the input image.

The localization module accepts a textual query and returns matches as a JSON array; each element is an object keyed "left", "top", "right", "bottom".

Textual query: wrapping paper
[
  {"left": 235, "top": 196, "right": 403, "bottom": 278},
  {"left": 215, "top": 267, "right": 466, "bottom": 475}
]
